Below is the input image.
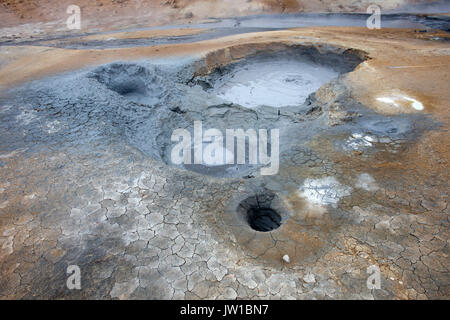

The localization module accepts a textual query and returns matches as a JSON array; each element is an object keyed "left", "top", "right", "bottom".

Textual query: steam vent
[{"left": 0, "top": 0, "right": 449, "bottom": 302}]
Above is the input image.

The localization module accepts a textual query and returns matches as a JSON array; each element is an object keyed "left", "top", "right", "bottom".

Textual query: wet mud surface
[{"left": 1, "top": 13, "right": 449, "bottom": 49}]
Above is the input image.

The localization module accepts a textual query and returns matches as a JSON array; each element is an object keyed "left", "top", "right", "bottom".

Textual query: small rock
[{"left": 282, "top": 254, "right": 290, "bottom": 264}]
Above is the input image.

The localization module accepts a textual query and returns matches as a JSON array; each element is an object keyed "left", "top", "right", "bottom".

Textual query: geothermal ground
[{"left": 0, "top": 4, "right": 449, "bottom": 300}]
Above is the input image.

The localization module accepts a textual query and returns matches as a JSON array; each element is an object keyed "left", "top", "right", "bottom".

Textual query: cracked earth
[{"left": 0, "top": 11, "right": 449, "bottom": 300}]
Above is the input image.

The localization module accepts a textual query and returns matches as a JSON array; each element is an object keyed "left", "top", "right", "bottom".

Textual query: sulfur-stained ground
[{"left": 0, "top": 24, "right": 449, "bottom": 299}]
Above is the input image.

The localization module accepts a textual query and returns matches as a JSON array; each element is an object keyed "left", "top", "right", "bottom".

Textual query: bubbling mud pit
[
  {"left": 193, "top": 47, "right": 363, "bottom": 108},
  {"left": 204, "top": 58, "right": 339, "bottom": 108},
  {"left": 80, "top": 45, "right": 370, "bottom": 178},
  {"left": 1, "top": 44, "right": 432, "bottom": 181}
]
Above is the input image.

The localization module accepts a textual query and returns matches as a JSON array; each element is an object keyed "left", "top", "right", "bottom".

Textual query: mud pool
[
  {"left": 209, "top": 58, "right": 339, "bottom": 108},
  {"left": 0, "top": 44, "right": 435, "bottom": 180}
]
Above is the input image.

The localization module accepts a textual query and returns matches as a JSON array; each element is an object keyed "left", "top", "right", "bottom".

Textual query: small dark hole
[{"left": 247, "top": 207, "right": 282, "bottom": 232}]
